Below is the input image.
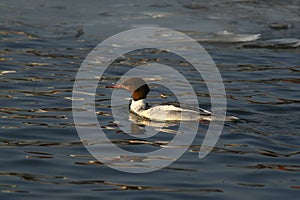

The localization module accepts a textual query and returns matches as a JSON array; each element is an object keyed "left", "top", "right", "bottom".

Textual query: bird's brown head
[{"left": 106, "top": 77, "right": 150, "bottom": 101}]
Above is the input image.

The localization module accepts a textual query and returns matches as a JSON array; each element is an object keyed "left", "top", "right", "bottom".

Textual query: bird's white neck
[{"left": 130, "top": 99, "right": 148, "bottom": 113}]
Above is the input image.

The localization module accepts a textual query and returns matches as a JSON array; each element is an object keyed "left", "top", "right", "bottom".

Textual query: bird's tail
[{"left": 198, "top": 107, "right": 239, "bottom": 122}]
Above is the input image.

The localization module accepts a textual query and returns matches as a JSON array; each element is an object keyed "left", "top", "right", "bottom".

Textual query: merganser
[{"left": 106, "top": 77, "right": 238, "bottom": 122}]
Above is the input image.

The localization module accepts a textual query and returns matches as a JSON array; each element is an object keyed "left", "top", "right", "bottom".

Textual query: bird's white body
[{"left": 130, "top": 99, "right": 213, "bottom": 121}]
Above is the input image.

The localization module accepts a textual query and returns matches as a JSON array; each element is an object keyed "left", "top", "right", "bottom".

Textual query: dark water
[{"left": 1, "top": 1, "right": 300, "bottom": 199}]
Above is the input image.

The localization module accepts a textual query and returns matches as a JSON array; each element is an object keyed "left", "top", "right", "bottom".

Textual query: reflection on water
[{"left": 1, "top": 0, "right": 300, "bottom": 199}]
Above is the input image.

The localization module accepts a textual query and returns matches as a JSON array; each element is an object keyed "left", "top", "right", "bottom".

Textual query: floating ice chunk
[
  {"left": 196, "top": 30, "right": 261, "bottom": 43},
  {"left": 242, "top": 38, "right": 300, "bottom": 48}
]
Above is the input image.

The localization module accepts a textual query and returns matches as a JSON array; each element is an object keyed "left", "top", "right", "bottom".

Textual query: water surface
[{"left": 0, "top": 0, "right": 300, "bottom": 199}]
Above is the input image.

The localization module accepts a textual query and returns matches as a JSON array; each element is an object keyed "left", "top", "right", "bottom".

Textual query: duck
[{"left": 106, "top": 77, "right": 238, "bottom": 122}]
